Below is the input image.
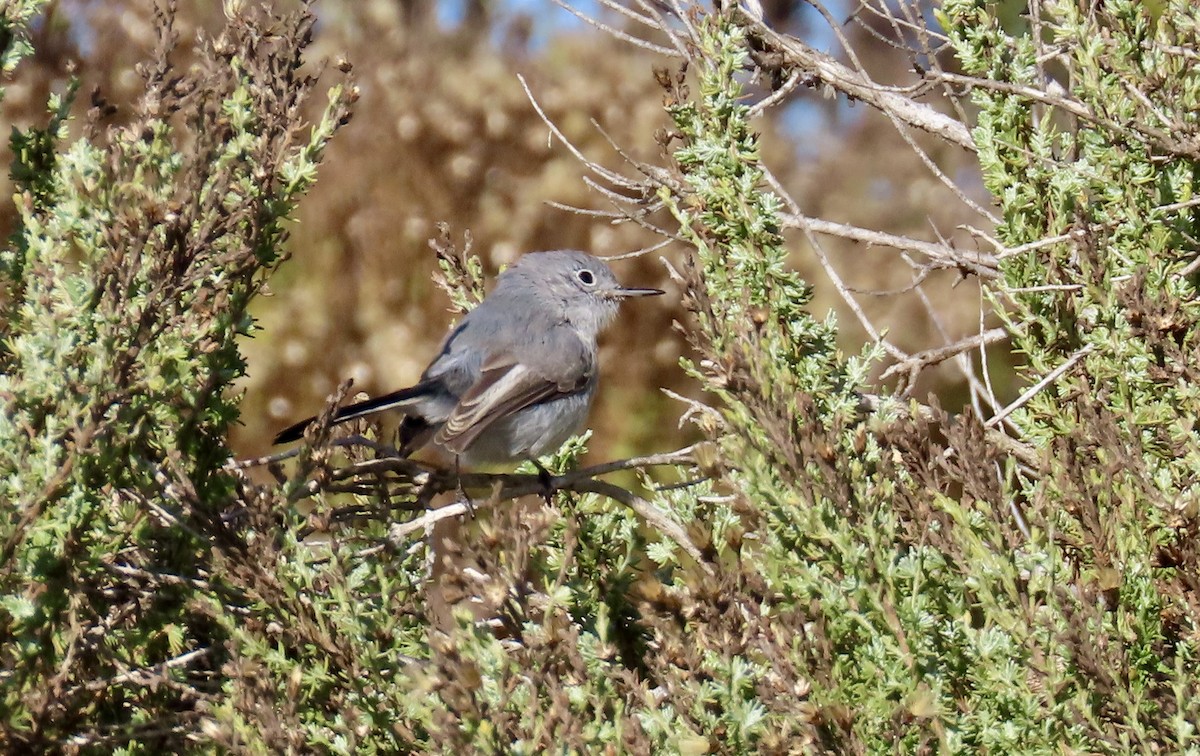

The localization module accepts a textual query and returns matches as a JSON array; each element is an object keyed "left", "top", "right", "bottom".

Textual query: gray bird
[{"left": 273, "top": 250, "right": 663, "bottom": 466}]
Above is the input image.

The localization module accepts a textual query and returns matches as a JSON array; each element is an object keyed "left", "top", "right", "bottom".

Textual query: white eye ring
[{"left": 577, "top": 269, "right": 596, "bottom": 285}]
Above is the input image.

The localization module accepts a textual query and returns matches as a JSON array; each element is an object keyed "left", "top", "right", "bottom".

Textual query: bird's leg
[
  {"left": 529, "top": 457, "right": 555, "bottom": 505},
  {"left": 455, "top": 455, "right": 476, "bottom": 518}
]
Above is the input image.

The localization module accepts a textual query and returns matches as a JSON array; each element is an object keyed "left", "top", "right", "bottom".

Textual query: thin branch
[
  {"left": 748, "top": 67, "right": 805, "bottom": 118},
  {"left": 518, "top": 74, "right": 633, "bottom": 189},
  {"left": 543, "top": 200, "right": 628, "bottom": 219},
  {"left": 881, "top": 327, "right": 1010, "bottom": 381},
  {"left": 781, "top": 211, "right": 998, "bottom": 279},
  {"left": 574, "top": 477, "right": 711, "bottom": 571},
  {"left": 548, "top": 0, "right": 682, "bottom": 56},
  {"left": 742, "top": 14, "right": 976, "bottom": 151},
  {"left": 758, "top": 166, "right": 902, "bottom": 359},
  {"left": 930, "top": 69, "right": 1198, "bottom": 160},
  {"left": 601, "top": 236, "right": 674, "bottom": 260},
  {"left": 296, "top": 444, "right": 713, "bottom": 573},
  {"left": 808, "top": 229, "right": 907, "bottom": 361},
  {"left": 82, "top": 648, "right": 211, "bottom": 693},
  {"left": 877, "top": 104, "right": 1000, "bottom": 223},
  {"left": 972, "top": 280, "right": 1005, "bottom": 423},
  {"left": 633, "top": 0, "right": 693, "bottom": 57},
  {"left": 662, "top": 386, "right": 724, "bottom": 430},
  {"left": 985, "top": 344, "right": 1095, "bottom": 430},
  {"left": 896, "top": 264, "right": 999, "bottom": 411}
]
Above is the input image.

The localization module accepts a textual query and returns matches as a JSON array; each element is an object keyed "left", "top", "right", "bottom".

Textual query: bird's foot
[
  {"left": 455, "top": 456, "right": 476, "bottom": 518},
  {"left": 530, "top": 458, "right": 555, "bottom": 505}
]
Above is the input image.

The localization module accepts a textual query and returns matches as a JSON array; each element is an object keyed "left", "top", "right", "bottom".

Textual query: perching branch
[{"left": 244, "top": 440, "right": 715, "bottom": 574}]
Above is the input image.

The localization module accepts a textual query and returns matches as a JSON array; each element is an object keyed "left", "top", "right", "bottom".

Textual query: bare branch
[
  {"left": 985, "top": 344, "right": 1096, "bottom": 430},
  {"left": 518, "top": 74, "right": 633, "bottom": 189},
  {"left": 82, "top": 649, "right": 212, "bottom": 694},
  {"left": 881, "top": 327, "right": 1009, "bottom": 381},
  {"left": 781, "top": 212, "right": 999, "bottom": 279},
  {"left": 742, "top": 14, "right": 976, "bottom": 151},
  {"left": 288, "top": 443, "right": 714, "bottom": 574},
  {"left": 548, "top": 0, "right": 682, "bottom": 56}
]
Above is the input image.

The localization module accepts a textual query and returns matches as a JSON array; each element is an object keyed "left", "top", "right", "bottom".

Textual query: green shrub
[{"left": 3, "top": 1, "right": 1199, "bottom": 752}]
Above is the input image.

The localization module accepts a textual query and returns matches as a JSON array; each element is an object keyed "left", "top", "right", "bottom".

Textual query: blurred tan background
[{"left": 1, "top": 0, "right": 998, "bottom": 463}]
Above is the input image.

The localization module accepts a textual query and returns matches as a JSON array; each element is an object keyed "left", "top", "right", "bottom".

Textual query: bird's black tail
[{"left": 272, "top": 382, "right": 435, "bottom": 444}]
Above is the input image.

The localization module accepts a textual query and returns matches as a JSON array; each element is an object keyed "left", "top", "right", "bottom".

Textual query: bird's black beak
[{"left": 612, "top": 286, "right": 665, "bottom": 298}]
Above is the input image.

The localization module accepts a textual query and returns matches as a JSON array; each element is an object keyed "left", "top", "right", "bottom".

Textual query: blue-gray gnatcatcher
[{"left": 273, "top": 250, "right": 664, "bottom": 465}]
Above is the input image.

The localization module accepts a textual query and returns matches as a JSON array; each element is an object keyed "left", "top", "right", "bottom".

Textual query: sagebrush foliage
[
  {"left": 3, "top": 1, "right": 1200, "bottom": 753},
  {"left": 645, "top": 5, "right": 1200, "bottom": 752},
  {"left": 941, "top": 0, "right": 1200, "bottom": 750},
  {"left": 0, "top": 3, "right": 352, "bottom": 750}
]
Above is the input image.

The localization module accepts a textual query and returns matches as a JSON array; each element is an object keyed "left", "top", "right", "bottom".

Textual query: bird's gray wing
[{"left": 434, "top": 327, "right": 593, "bottom": 455}]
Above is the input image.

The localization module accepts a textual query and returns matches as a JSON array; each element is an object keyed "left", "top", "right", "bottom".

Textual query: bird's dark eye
[{"left": 577, "top": 269, "right": 595, "bottom": 285}]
